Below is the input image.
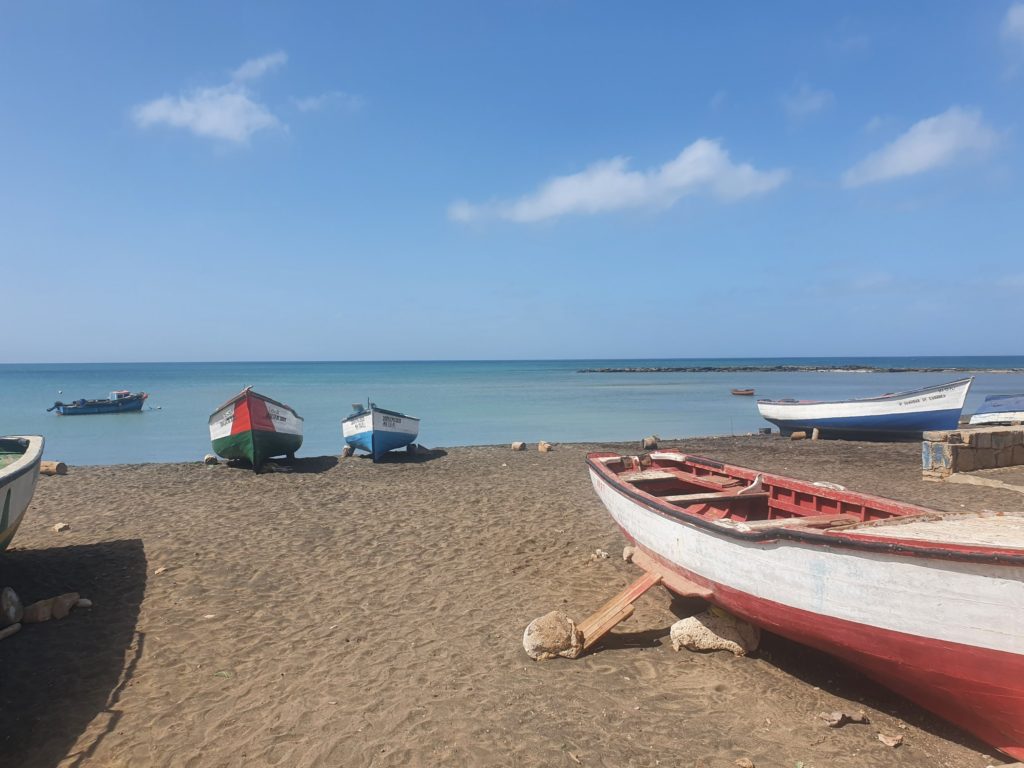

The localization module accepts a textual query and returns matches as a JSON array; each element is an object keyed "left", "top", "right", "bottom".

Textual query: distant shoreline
[{"left": 578, "top": 365, "right": 1024, "bottom": 374}]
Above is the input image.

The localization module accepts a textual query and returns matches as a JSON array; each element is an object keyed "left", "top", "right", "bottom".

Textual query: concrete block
[
  {"left": 952, "top": 446, "right": 976, "bottom": 473},
  {"left": 922, "top": 430, "right": 951, "bottom": 443},
  {"left": 992, "top": 431, "right": 1015, "bottom": 450},
  {"left": 921, "top": 442, "right": 933, "bottom": 470},
  {"left": 973, "top": 431, "right": 993, "bottom": 449},
  {"left": 996, "top": 448, "right": 1015, "bottom": 468},
  {"left": 974, "top": 448, "right": 997, "bottom": 469},
  {"left": 1013, "top": 445, "right": 1024, "bottom": 465}
]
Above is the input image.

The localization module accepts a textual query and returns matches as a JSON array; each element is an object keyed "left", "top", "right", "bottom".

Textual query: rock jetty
[{"left": 577, "top": 365, "right": 1023, "bottom": 374}]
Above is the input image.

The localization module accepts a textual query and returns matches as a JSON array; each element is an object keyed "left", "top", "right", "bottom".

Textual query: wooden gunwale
[{"left": 586, "top": 452, "right": 1024, "bottom": 564}]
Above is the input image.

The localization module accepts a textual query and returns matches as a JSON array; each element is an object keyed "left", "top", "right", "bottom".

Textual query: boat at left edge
[
  {"left": 0, "top": 436, "right": 45, "bottom": 551},
  {"left": 208, "top": 388, "right": 303, "bottom": 471}
]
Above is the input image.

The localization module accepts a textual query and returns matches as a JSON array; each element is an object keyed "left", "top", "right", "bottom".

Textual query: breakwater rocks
[{"left": 578, "top": 365, "right": 1024, "bottom": 374}]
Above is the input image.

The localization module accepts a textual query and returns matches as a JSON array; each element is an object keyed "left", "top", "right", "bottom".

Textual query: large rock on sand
[
  {"left": 523, "top": 611, "right": 583, "bottom": 660},
  {"left": 670, "top": 608, "right": 760, "bottom": 656},
  {"left": 1, "top": 587, "right": 23, "bottom": 627}
]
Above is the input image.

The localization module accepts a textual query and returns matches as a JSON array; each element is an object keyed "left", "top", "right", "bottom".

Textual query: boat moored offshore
[{"left": 48, "top": 390, "right": 148, "bottom": 415}]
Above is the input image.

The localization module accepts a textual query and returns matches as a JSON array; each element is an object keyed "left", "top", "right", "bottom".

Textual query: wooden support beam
[{"left": 578, "top": 571, "right": 662, "bottom": 651}]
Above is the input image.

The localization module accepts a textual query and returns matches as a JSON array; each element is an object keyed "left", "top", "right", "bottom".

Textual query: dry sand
[{"left": 1, "top": 435, "right": 1021, "bottom": 768}]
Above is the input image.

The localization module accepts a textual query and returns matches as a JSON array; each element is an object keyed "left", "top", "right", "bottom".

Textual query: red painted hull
[{"left": 630, "top": 541, "right": 1024, "bottom": 760}]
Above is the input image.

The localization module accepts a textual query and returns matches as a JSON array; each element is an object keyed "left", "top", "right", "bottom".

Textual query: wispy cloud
[
  {"left": 132, "top": 52, "right": 287, "bottom": 143},
  {"left": 449, "top": 139, "right": 788, "bottom": 223},
  {"left": 998, "top": 273, "right": 1024, "bottom": 289},
  {"left": 782, "top": 83, "right": 833, "bottom": 118},
  {"left": 842, "top": 106, "right": 997, "bottom": 188},
  {"left": 1003, "top": 3, "right": 1024, "bottom": 44},
  {"left": 293, "top": 90, "right": 363, "bottom": 113},
  {"left": 709, "top": 90, "right": 727, "bottom": 112},
  {"left": 232, "top": 51, "right": 288, "bottom": 82}
]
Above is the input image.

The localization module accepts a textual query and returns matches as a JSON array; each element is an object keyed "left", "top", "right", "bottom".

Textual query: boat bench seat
[
  {"left": 663, "top": 491, "right": 770, "bottom": 505},
  {"left": 619, "top": 470, "right": 679, "bottom": 483},
  {"left": 737, "top": 513, "right": 859, "bottom": 530}
]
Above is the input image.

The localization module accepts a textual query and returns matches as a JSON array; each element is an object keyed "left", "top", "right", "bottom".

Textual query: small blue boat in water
[
  {"left": 48, "top": 390, "right": 148, "bottom": 415},
  {"left": 341, "top": 402, "right": 420, "bottom": 462}
]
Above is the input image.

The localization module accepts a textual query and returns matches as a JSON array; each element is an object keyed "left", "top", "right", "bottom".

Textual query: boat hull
[
  {"left": 969, "top": 394, "right": 1024, "bottom": 426},
  {"left": 0, "top": 436, "right": 44, "bottom": 552},
  {"left": 757, "top": 378, "right": 972, "bottom": 438},
  {"left": 56, "top": 395, "right": 146, "bottom": 415},
  {"left": 342, "top": 407, "right": 419, "bottom": 462},
  {"left": 588, "top": 457, "right": 1024, "bottom": 760},
  {"left": 209, "top": 390, "right": 303, "bottom": 469}
]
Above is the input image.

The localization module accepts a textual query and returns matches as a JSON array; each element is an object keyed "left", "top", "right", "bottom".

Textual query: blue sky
[{"left": 2, "top": 2, "right": 1023, "bottom": 362}]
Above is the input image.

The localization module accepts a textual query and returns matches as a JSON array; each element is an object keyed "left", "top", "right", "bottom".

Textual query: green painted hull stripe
[{"left": 212, "top": 429, "right": 302, "bottom": 467}]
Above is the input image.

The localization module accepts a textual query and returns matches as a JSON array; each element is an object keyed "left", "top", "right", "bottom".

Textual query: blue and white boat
[
  {"left": 342, "top": 402, "right": 420, "bottom": 462},
  {"left": 969, "top": 393, "right": 1024, "bottom": 426},
  {"left": 756, "top": 378, "right": 973, "bottom": 439},
  {"left": 47, "top": 390, "right": 148, "bottom": 415}
]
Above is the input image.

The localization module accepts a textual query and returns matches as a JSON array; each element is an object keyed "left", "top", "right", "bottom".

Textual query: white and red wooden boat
[{"left": 587, "top": 449, "right": 1024, "bottom": 760}]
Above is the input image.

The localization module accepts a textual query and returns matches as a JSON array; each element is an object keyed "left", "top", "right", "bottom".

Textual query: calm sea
[{"left": 1, "top": 358, "right": 1022, "bottom": 465}]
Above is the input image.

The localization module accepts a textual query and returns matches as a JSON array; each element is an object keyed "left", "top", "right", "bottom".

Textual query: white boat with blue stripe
[
  {"left": 757, "top": 377, "right": 973, "bottom": 439},
  {"left": 342, "top": 402, "right": 420, "bottom": 462}
]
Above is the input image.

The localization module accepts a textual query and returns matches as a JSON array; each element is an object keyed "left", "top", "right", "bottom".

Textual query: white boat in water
[
  {"left": 0, "top": 436, "right": 45, "bottom": 551},
  {"left": 757, "top": 377, "right": 972, "bottom": 438}
]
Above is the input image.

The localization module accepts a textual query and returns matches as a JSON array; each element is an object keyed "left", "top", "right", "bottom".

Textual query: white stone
[
  {"left": 523, "top": 611, "right": 583, "bottom": 660},
  {"left": 670, "top": 608, "right": 760, "bottom": 656},
  {"left": 53, "top": 522, "right": 71, "bottom": 533}
]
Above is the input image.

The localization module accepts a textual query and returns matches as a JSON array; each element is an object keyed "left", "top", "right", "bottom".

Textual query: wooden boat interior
[
  {"left": 595, "top": 451, "right": 919, "bottom": 531},
  {"left": 594, "top": 451, "right": 1024, "bottom": 549},
  {"left": 0, "top": 439, "right": 28, "bottom": 471}
]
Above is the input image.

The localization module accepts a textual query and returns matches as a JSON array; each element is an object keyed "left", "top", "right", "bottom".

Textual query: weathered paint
[{"left": 587, "top": 449, "right": 1024, "bottom": 760}]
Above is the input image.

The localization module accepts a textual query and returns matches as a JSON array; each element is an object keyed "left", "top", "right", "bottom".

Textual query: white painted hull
[
  {"left": 0, "top": 436, "right": 45, "bottom": 551},
  {"left": 757, "top": 378, "right": 972, "bottom": 436}
]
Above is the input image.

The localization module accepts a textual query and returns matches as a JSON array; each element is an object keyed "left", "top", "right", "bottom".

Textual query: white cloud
[
  {"left": 133, "top": 85, "right": 280, "bottom": 143},
  {"left": 132, "top": 52, "right": 287, "bottom": 143},
  {"left": 449, "top": 139, "right": 788, "bottom": 223},
  {"left": 293, "top": 90, "right": 363, "bottom": 113},
  {"left": 232, "top": 51, "right": 288, "bottom": 82},
  {"left": 1004, "top": 3, "right": 1024, "bottom": 43},
  {"left": 782, "top": 83, "right": 833, "bottom": 118},
  {"left": 842, "top": 107, "right": 997, "bottom": 188}
]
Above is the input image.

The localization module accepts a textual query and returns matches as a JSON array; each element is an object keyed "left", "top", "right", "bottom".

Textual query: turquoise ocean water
[{"left": 1, "top": 357, "right": 1022, "bottom": 465}]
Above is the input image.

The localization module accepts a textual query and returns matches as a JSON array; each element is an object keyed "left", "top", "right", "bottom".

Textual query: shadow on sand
[
  {"left": 348, "top": 448, "right": 449, "bottom": 465},
  {"left": 0, "top": 539, "right": 147, "bottom": 768}
]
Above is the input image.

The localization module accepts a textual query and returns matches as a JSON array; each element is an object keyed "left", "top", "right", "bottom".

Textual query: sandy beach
[{"left": 1, "top": 435, "right": 1020, "bottom": 768}]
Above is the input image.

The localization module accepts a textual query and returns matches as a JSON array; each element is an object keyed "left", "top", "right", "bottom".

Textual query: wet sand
[{"left": 1, "top": 435, "right": 1020, "bottom": 767}]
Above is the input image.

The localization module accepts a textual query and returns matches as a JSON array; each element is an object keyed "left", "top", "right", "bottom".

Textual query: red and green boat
[{"left": 208, "top": 388, "right": 303, "bottom": 470}]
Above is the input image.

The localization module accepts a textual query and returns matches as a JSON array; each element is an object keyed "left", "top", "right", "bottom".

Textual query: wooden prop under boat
[
  {"left": 208, "top": 388, "right": 303, "bottom": 470},
  {"left": 756, "top": 377, "right": 972, "bottom": 438},
  {"left": 586, "top": 448, "right": 1024, "bottom": 760},
  {"left": 48, "top": 390, "right": 148, "bottom": 415},
  {"left": 0, "top": 436, "right": 45, "bottom": 552}
]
